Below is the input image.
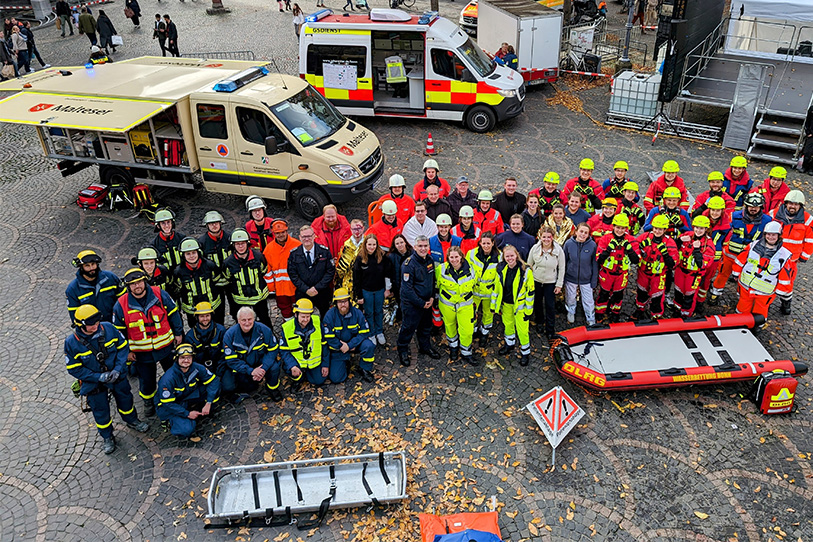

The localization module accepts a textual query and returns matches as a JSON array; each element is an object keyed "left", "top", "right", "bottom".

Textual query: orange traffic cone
[{"left": 424, "top": 132, "right": 437, "bottom": 155}]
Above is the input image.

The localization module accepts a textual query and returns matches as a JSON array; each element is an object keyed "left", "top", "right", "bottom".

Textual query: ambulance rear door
[{"left": 302, "top": 27, "right": 374, "bottom": 117}]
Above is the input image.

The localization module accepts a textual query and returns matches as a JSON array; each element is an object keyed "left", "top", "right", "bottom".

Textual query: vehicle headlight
[
  {"left": 497, "top": 89, "right": 517, "bottom": 98},
  {"left": 330, "top": 164, "right": 360, "bottom": 181}
]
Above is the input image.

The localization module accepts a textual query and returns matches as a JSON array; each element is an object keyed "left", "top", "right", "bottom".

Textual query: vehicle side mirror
[
  {"left": 265, "top": 136, "right": 278, "bottom": 155},
  {"left": 461, "top": 68, "right": 476, "bottom": 83}
]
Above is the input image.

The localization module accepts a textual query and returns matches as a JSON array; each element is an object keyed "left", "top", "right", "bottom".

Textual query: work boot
[
  {"left": 608, "top": 312, "right": 621, "bottom": 324},
  {"left": 463, "top": 354, "right": 478, "bottom": 366},
  {"left": 596, "top": 313, "right": 608, "bottom": 325},
  {"left": 143, "top": 401, "right": 155, "bottom": 417},
  {"left": 361, "top": 370, "right": 375, "bottom": 383},
  {"left": 399, "top": 350, "right": 411, "bottom": 367},
  {"left": 289, "top": 378, "right": 302, "bottom": 394},
  {"left": 694, "top": 301, "right": 705, "bottom": 316},
  {"left": 498, "top": 343, "right": 515, "bottom": 356},
  {"left": 449, "top": 346, "right": 460, "bottom": 362},
  {"left": 269, "top": 388, "right": 284, "bottom": 402},
  {"left": 102, "top": 436, "right": 116, "bottom": 455},
  {"left": 519, "top": 354, "right": 530, "bottom": 367},
  {"left": 479, "top": 333, "right": 490, "bottom": 348},
  {"left": 419, "top": 346, "right": 442, "bottom": 360},
  {"left": 707, "top": 293, "right": 719, "bottom": 306},
  {"left": 127, "top": 420, "right": 150, "bottom": 433},
  {"left": 630, "top": 308, "right": 645, "bottom": 321},
  {"left": 781, "top": 299, "right": 792, "bottom": 315}
]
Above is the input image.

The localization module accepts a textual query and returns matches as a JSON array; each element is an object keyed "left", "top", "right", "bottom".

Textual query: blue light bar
[
  {"left": 418, "top": 11, "right": 438, "bottom": 24},
  {"left": 305, "top": 8, "right": 332, "bottom": 22},
  {"left": 213, "top": 66, "right": 270, "bottom": 93}
]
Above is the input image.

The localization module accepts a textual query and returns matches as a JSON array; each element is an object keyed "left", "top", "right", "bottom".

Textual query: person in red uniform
[
  {"left": 595, "top": 214, "right": 640, "bottom": 323},
  {"left": 376, "top": 174, "right": 415, "bottom": 225},
  {"left": 691, "top": 171, "right": 736, "bottom": 220},
  {"left": 618, "top": 181, "right": 645, "bottom": 235},
  {"left": 528, "top": 171, "right": 562, "bottom": 218},
  {"left": 587, "top": 198, "right": 619, "bottom": 241},
  {"left": 673, "top": 215, "right": 716, "bottom": 317},
  {"left": 312, "top": 204, "right": 351, "bottom": 261},
  {"left": 768, "top": 189, "right": 813, "bottom": 315},
  {"left": 643, "top": 160, "right": 690, "bottom": 213},
  {"left": 694, "top": 197, "right": 732, "bottom": 314},
  {"left": 245, "top": 195, "right": 274, "bottom": 252},
  {"left": 452, "top": 205, "right": 481, "bottom": 254},
  {"left": 757, "top": 166, "right": 791, "bottom": 215},
  {"left": 366, "top": 200, "right": 403, "bottom": 252},
  {"left": 413, "top": 158, "right": 451, "bottom": 201},
  {"left": 561, "top": 158, "right": 605, "bottom": 213},
  {"left": 723, "top": 156, "right": 752, "bottom": 210},
  {"left": 473, "top": 190, "right": 505, "bottom": 236},
  {"left": 602, "top": 160, "right": 638, "bottom": 201},
  {"left": 633, "top": 214, "right": 678, "bottom": 320}
]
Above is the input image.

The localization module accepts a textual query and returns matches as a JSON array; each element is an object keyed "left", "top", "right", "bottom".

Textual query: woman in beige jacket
[{"left": 527, "top": 227, "right": 566, "bottom": 338}]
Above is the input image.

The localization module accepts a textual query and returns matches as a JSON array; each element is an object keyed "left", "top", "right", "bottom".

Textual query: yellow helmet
[
  {"left": 602, "top": 198, "right": 618, "bottom": 208},
  {"left": 730, "top": 156, "right": 748, "bottom": 168},
  {"left": 72, "top": 249, "right": 102, "bottom": 268},
  {"left": 543, "top": 171, "right": 560, "bottom": 185},
  {"left": 612, "top": 214, "right": 630, "bottom": 228},
  {"left": 333, "top": 288, "right": 351, "bottom": 302},
  {"left": 769, "top": 166, "right": 787, "bottom": 179},
  {"left": 174, "top": 343, "right": 195, "bottom": 358},
  {"left": 662, "top": 160, "right": 680, "bottom": 173},
  {"left": 707, "top": 171, "right": 725, "bottom": 182},
  {"left": 613, "top": 160, "right": 629, "bottom": 170},
  {"left": 194, "top": 301, "right": 214, "bottom": 315},
  {"left": 123, "top": 268, "right": 148, "bottom": 285},
  {"left": 707, "top": 196, "right": 726, "bottom": 210},
  {"left": 294, "top": 298, "right": 314, "bottom": 314},
  {"left": 74, "top": 304, "right": 102, "bottom": 327},
  {"left": 662, "top": 187, "right": 682, "bottom": 200},
  {"left": 579, "top": 158, "right": 595, "bottom": 170},
  {"left": 651, "top": 215, "right": 670, "bottom": 229},
  {"left": 692, "top": 216, "right": 711, "bottom": 229},
  {"left": 622, "top": 181, "right": 639, "bottom": 192}
]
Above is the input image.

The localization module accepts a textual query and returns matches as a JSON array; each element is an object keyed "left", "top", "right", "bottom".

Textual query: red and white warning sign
[{"left": 527, "top": 386, "right": 584, "bottom": 449}]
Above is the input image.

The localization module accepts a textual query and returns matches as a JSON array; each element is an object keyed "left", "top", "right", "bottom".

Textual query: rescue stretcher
[
  {"left": 550, "top": 313, "right": 807, "bottom": 392},
  {"left": 206, "top": 451, "right": 407, "bottom": 527}
]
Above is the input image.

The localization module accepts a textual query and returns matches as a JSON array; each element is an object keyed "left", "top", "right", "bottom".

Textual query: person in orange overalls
[
  {"left": 262, "top": 219, "right": 301, "bottom": 320},
  {"left": 768, "top": 190, "right": 813, "bottom": 315}
]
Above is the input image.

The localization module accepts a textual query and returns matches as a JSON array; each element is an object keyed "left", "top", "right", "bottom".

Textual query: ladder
[{"left": 746, "top": 109, "right": 806, "bottom": 166}]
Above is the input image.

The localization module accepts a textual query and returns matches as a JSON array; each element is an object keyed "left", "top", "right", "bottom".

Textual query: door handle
[
  {"left": 429, "top": 82, "right": 442, "bottom": 87},
  {"left": 199, "top": 146, "right": 212, "bottom": 151},
  {"left": 241, "top": 151, "right": 254, "bottom": 156}
]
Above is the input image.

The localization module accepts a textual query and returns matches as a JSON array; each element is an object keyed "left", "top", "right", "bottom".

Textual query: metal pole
[{"left": 616, "top": 0, "right": 636, "bottom": 72}]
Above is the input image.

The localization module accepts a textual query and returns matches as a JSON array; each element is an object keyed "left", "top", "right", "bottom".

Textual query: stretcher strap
[
  {"left": 292, "top": 469, "right": 304, "bottom": 502},
  {"left": 263, "top": 505, "right": 293, "bottom": 527},
  {"left": 378, "top": 452, "right": 391, "bottom": 485},
  {"left": 273, "top": 470, "right": 282, "bottom": 508},
  {"left": 295, "top": 465, "right": 335, "bottom": 531},
  {"left": 252, "top": 473, "right": 261, "bottom": 510},
  {"left": 361, "top": 462, "right": 381, "bottom": 508}
]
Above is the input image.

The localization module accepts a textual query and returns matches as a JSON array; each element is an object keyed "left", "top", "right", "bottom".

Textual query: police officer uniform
[
  {"left": 396, "top": 249, "right": 440, "bottom": 365},
  {"left": 65, "top": 305, "right": 148, "bottom": 454},
  {"left": 279, "top": 299, "right": 328, "bottom": 386},
  {"left": 184, "top": 302, "right": 234, "bottom": 397},
  {"left": 223, "top": 317, "right": 282, "bottom": 400},
  {"left": 65, "top": 250, "right": 126, "bottom": 324},
  {"left": 322, "top": 289, "right": 376, "bottom": 383}
]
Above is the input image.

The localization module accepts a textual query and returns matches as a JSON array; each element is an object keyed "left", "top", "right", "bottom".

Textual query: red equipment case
[
  {"left": 751, "top": 370, "right": 797, "bottom": 415},
  {"left": 76, "top": 183, "right": 109, "bottom": 210}
]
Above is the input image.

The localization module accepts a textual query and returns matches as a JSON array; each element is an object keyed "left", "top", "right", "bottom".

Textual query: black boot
[
  {"left": 361, "top": 369, "right": 375, "bottom": 383},
  {"left": 269, "top": 388, "right": 284, "bottom": 402},
  {"left": 479, "top": 333, "right": 490, "bottom": 348},
  {"left": 102, "top": 436, "right": 116, "bottom": 454},
  {"left": 143, "top": 401, "right": 155, "bottom": 417},
  {"left": 449, "top": 346, "right": 459, "bottom": 362},
  {"left": 608, "top": 312, "right": 621, "bottom": 324},
  {"left": 781, "top": 298, "right": 792, "bottom": 315},
  {"left": 419, "top": 346, "right": 442, "bottom": 360},
  {"left": 289, "top": 378, "right": 302, "bottom": 394},
  {"left": 707, "top": 293, "right": 719, "bottom": 306},
  {"left": 519, "top": 354, "right": 530, "bottom": 367},
  {"left": 694, "top": 301, "right": 705, "bottom": 316},
  {"left": 630, "top": 308, "right": 645, "bottom": 321},
  {"left": 463, "top": 354, "right": 478, "bottom": 366},
  {"left": 399, "top": 350, "right": 411, "bottom": 367},
  {"left": 498, "top": 343, "right": 515, "bottom": 356}
]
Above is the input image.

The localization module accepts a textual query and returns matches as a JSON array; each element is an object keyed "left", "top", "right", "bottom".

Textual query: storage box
[
  {"left": 102, "top": 135, "right": 135, "bottom": 162},
  {"left": 610, "top": 71, "right": 661, "bottom": 117}
]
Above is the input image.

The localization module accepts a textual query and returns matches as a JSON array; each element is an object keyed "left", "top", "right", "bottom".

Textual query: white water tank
[{"left": 610, "top": 71, "right": 661, "bottom": 117}]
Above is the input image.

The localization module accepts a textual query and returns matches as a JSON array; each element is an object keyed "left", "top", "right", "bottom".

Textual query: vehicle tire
[
  {"left": 99, "top": 165, "right": 135, "bottom": 188},
  {"left": 295, "top": 185, "right": 329, "bottom": 221},
  {"left": 465, "top": 105, "right": 496, "bottom": 133}
]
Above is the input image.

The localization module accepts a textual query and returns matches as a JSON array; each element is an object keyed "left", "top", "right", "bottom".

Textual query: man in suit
[
  {"left": 287, "top": 225, "right": 335, "bottom": 317},
  {"left": 153, "top": 14, "right": 166, "bottom": 56},
  {"left": 163, "top": 14, "right": 179, "bottom": 57}
]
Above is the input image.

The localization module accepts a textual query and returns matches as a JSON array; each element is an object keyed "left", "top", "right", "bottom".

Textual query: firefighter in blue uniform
[
  {"left": 322, "top": 288, "right": 376, "bottom": 383},
  {"left": 396, "top": 235, "right": 442, "bottom": 366},
  {"left": 66, "top": 250, "right": 126, "bottom": 323},
  {"left": 223, "top": 306, "right": 282, "bottom": 401},
  {"left": 65, "top": 304, "right": 149, "bottom": 454},
  {"left": 155, "top": 343, "right": 220, "bottom": 438},
  {"left": 280, "top": 298, "right": 328, "bottom": 388},
  {"left": 184, "top": 301, "right": 234, "bottom": 399}
]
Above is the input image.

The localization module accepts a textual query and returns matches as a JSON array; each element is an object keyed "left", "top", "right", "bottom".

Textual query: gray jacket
[{"left": 563, "top": 236, "right": 598, "bottom": 288}]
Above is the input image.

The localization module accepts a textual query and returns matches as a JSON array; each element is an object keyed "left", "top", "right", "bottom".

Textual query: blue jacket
[
  {"left": 429, "top": 234, "right": 462, "bottom": 263},
  {"left": 727, "top": 210, "right": 771, "bottom": 255},
  {"left": 565, "top": 207, "right": 592, "bottom": 226},
  {"left": 185, "top": 322, "right": 227, "bottom": 373},
  {"left": 563, "top": 237, "right": 599, "bottom": 288},
  {"left": 155, "top": 362, "right": 220, "bottom": 419},
  {"left": 223, "top": 322, "right": 278, "bottom": 375},
  {"left": 112, "top": 286, "right": 184, "bottom": 362},
  {"left": 66, "top": 269, "right": 125, "bottom": 323},
  {"left": 323, "top": 305, "right": 371, "bottom": 351},
  {"left": 400, "top": 252, "right": 436, "bottom": 306},
  {"left": 495, "top": 230, "right": 536, "bottom": 261},
  {"left": 64, "top": 322, "right": 129, "bottom": 395},
  {"left": 496, "top": 53, "right": 518, "bottom": 70}
]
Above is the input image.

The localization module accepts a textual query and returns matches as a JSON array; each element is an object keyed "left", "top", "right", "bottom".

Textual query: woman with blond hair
[
  {"left": 527, "top": 227, "right": 565, "bottom": 339},
  {"left": 435, "top": 245, "right": 477, "bottom": 365},
  {"left": 353, "top": 233, "right": 393, "bottom": 345},
  {"left": 492, "top": 244, "right": 535, "bottom": 366}
]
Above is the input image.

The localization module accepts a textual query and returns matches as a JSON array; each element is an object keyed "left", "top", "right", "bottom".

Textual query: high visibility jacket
[
  {"left": 618, "top": 200, "right": 645, "bottom": 235},
  {"left": 692, "top": 190, "right": 736, "bottom": 219},
  {"left": 246, "top": 217, "right": 274, "bottom": 252},
  {"left": 734, "top": 240, "right": 792, "bottom": 296},
  {"left": 64, "top": 322, "right": 129, "bottom": 395},
  {"left": 262, "top": 235, "right": 301, "bottom": 296},
  {"left": 587, "top": 214, "right": 615, "bottom": 241},
  {"left": 174, "top": 258, "right": 224, "bottom": 313},
  {"left": 223, "top": 249, "right": 269, "bottom": 304},
  {"left": 635, "top": 232, "right": 678, "bottom": 276},
  {"left": 145, "top": 264, "right": 173, "bottom": 291},
  {"left": 198, "top": 230, "right": 232, "bottom": 286},
  {"left": 643, "top": 175, "right": 690, "bottom": 213},
  {"left": 703, "top": 211, "right": 732, "bottom": 261},
  {"left": 312, "top": 214, "right": 352, "bottom": 260},
  {"left": 723, "top": 210, "right": 771, "bottom": 257},
  {"left": 769, "top": 206, "right": 813, "bottom": 262},
  {"left": 376, "top": 193, "right": 416, "bottom": 225},
  {"left": 280, "top": 316, "right": 324, "bottom": 371},
  {"left": 467, "top": 248, "right": 500, "bottom": 302},
  {"left": 643, "top": 207, "right": 691, "bottom": 240},
  {"left": 451, "top": 224, "right": 480, "bottom": 255},
  {"left": 561, "top": 177, "right": 605, "bottom": 213},
  {"left": 491, "top": 263, "right": 534, "bottom": 316},
  {"left": 676, "top": 235, "right": 716, "bottom": 274},
  {"left": 528, "top": 187, "right": 562, "bottom": 217},
  {"left": 596, "top": 232, "right": 640, "bottom": 274},
  {"left": 722, "top": 168, "right": 752, "bottom": 208},
  {"left": 66, "top": 269, "right": 125, "bottom": 323},
  {"left": 184, "top": 322, "right": 226, "bottom": 371},
  {"left": 429, "top": 233, "right": 462, "bottom": 263},
  {"left": 366, "top": 217, "right": 403, "bottom": 252},
  {"left": 114, "top": 286, "right": 181, "bottom": 352},
  {"left": 223, "top": 322, "right": 278, "bottom": 374},
  {"left": 151, "top": 230, "right": 186, "bottom": 271},
  {"left": 757, "top": 179, "right": 790, "bottom": 215},
  {"left": 323, "top": 305, "right": 370, "bottom": 351},
  {"left": 473, "top": 207, "right": 505, "bottom": 236},
  {"left": 435, "top": 260, "right": 476, "bottom": 310},
  {"left": 156, "top": 362, "right": 220, "bottom": 419}
]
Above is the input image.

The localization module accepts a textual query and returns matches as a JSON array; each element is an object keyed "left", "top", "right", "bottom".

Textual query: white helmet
[
  {"left": 458, "top": 205, "right": 475, "bottom": 218},
  {"left": 381, "top": 200, "right": 398, "bottom": 216},
  {"left": 389, "top": 174, "right": 406, "bottom": 187},
  {"left": 436, "top": 214, "right": 452, "bottom": 226},
  {"left": 246, "top": 195, "right": 267, "bottom": 212},
  {"left": 784, "top": 190, "right": 806, "bottom": 205},
  {"left": 764, "top": 221, "right": 783, "bottom": 235},
  {"left": 423, "top": 159, "right": 439, "bottom": 171}
]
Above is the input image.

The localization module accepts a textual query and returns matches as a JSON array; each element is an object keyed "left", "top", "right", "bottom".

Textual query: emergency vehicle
[
  {"left": 299, "top": 9, "right": 526, "bottom": 133},
  {"left": 459, "top": 0, "right": 564, "bottom": 35},
  {"left": 0, "top": 57, "right": 383, "bottom": 220}
]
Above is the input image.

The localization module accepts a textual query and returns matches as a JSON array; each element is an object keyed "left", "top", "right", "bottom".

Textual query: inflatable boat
[{"left": 550, "top": 313, "right": 807, "bottom": 392}]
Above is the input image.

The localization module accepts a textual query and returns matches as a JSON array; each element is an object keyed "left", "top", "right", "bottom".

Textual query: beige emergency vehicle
[{"left": 0, "top": 57, "right": 383, "bottom": 219}]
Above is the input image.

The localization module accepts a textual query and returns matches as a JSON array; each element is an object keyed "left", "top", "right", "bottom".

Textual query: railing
[
  {"left": 183, "top": 51, "right": 257, "bottom": 61},
  {"left": 560, "top": 17, "right": 607, "bottom": 53}
]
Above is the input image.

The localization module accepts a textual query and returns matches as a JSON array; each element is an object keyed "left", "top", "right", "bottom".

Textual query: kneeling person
[
  {"left": 323, "top": 288, "right": 376, "bottom": 383},
  {"left": 224, "top": 307, "right": 282, "bottom": 401},
  {"left": 156, "top": 344, "right": 220, "bottom": 438},
  {"left": 280, "top": 299, "right": 328, "bottom": 388},
  {"left": 185, "top": 302, "right": 235, "bottom": 400}
]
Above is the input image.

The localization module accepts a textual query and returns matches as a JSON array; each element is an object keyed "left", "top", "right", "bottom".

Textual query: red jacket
[
  {"left": 528, "top": 187, "right": 562, "bottom": 217},
  {"left": 413, "top": 177, "right": 452, "bottom": 201},
  {"left": 757, "top": 179, "right": 790, "bottom": 215},
  {"left": 376, "top": 193, "right": 415, "bottom": 225},
  {"left": 451, "top": 224, "right": 481, "bottom": 254},
  {"left": 365, "top": 217, "right": 403, "bottom": 252},
  {"left": 596, "top": 232, "right": 639, "bottom": 274},
  {"left": 635, "top": 231, "right": 678, "bottom": 275},
  {"left": 692, "top": 190, "right": 736, "bottom": 220},
  {"left": 587, "top": 214, "right": 615, "bottom": 241},
  {"left": 246, "top": 217, "right": 274, "bottom": 251},
  {"left": 312, "top": 214, "right": 351, "bottom": 259},
  {"left": 769, "top": 206, "right": 813, "bottom": 262},
  {"left": 473, "top": 207, "right": 505, "bottom": 236},
  {"left": 560, "top": 177, "right": 605, "bottom": 212},
  {"left": 644, "top": 175, "right": 690, "bottom": 213},
  {"left": 676, "top": 233, "right": 716, "bottom": 274}
]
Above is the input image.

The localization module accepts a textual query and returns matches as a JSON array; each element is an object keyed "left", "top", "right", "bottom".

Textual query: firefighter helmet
[
  {"left": 203, "top": 211, "right": 224, "bottom": 225},
  {"left": 692, "top": 216, "right": 711, "bottom": 228},
  {"left": 293, "top": 298, "right": 314, "bottom": 314},
  {"left": 478, "top": 190, "right": 493, "bottom": 201},
  {"left": 662, "top": 160, "right": 680, "bottom": 173},
  {"left": 458, "top": 205, "right": 475, "bottom": 218},
  {"left": 179, "top": 237, "right": 201, "bottom": 253},
  {"left": 651, "top": 215, "right": 670, "bottom": 229},
  {"left": 707, "top": 196, "right": 726, "bottom": 210},
  {"left": 154, "top": 209, "right": 175, "bottom": 223},
  {"left": 730, "top": 156, "right": 748, "bottom": 168},
  {"left": 423, "top": 159, "right": 439, "bottom": 172},
  {"left": 602, "top": 198, "right": 618, "bottom": 208},
  {"left": 174, "top": 343, "right": 195, "bottom": 358},
  {"left": 707, "top": 171, "right": 725, "bottom": 182},
  {"left": 381, "top": 200, "right": 398, "bottom": 216},
  {"left": 764, "top": 221, "right": 783, "bottom": 235},
  {"left": 613, "top": 160, "right": 629, "bottom": 171},
  {"left": 72, "top": 249, "right": 102, "bottom": 267},
  {"left": 231, "top": 229, "right": 250, "bottom": 244},
  {"left": 389, "top": 174, "right": 406, "bottom": 187},
  {"left": 743, "top": 192, "right": 765, "bottom": 208},
  {"left": 132, "top": 247, "right": 159, "bottom": 266},
  {"left": 246, "top": 195, "right": 266, "bottom": 212},
  {"left": 663, "top": 187, "right": 682, "bottom": 200},
  {"left": 194, "top": 301, "right": 214, "bottom": 315},
  {"left": 436, "top": 214, "right": 452, "bottom": 226},
  {"left": 124, "top": 268, "right": 148, "bottom": 285},
  {"left": 769, "top": 166, "right": 787, "bottom": 179},
  {"left": 622, "top": 181, "right": 639, "bottom": 192},
  {"left": 579, "top": 158, "right": 595, "bottom": 170},
  {"left": 612, "top": 214, "right": 630, "bottom": 228},
  {"left": 784, "top": 190, "right": 805, "bottom": 204},
  {"left": 333, "top": 288, "right": 351, "bottom": 302},
  {"left": 74, "top": 304, "right": 102, "bottom": 327},
  {"left": 543, "top": 171, "right": 560, "bottom": 185}
]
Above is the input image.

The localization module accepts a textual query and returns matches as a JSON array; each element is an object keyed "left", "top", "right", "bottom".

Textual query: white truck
[{"left": 476, "top": 0, "right": 562, "bottom": 85}]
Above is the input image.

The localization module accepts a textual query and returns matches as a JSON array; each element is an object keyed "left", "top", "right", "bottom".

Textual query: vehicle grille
[
  {"left": 359, "top": 147, "right": 381, "bottom": 175},
  {"left": 518, "top": 84, "right": 526, "bottom": 101},
  {"left": 463, "top": 16, "right": 477, "bottom": 25}
]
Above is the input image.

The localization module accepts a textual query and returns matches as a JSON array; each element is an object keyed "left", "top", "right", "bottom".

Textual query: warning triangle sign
[
  {"left": 533, "top": 390, "right": 557, "bottom": 432},
  {"left": 527, "top": 386, "right": 584, "bottom": 449},
  {"left": 556, "top": 391, "right": 580, "bottom": 432}
]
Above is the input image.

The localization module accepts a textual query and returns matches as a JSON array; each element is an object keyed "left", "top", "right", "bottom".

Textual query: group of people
[
  {"left": 64, "top": 155, "right": 813, "bottom": 454},
  {"left": 1, "top": 17, "right": 49, "bottom": 79}
]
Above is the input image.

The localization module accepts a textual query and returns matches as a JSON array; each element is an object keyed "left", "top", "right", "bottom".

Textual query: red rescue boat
[{"left": 550, "top": 313, "right": 807, "bottom": 392}]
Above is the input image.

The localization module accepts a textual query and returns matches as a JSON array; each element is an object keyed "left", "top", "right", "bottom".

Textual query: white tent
[
  {"left": 731, "top": 0, "right": 813, "bottom": 22},
  {"left": 726, "top": 0, "right": 813, "bottom": 62}
]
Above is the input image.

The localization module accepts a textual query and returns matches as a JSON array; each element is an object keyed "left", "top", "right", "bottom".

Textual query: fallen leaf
[
  {"left": 694, "top": 511, "right": 709, "bottom": 520},
  {"left": 189, "top": 437, "right": 201, "bottom": 443}
]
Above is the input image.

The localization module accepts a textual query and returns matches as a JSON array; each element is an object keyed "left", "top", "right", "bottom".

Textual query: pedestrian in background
[
  {"left": 78, "top": 7, "right": 97, "bottom": 46},
  {"left": 153, "top": 14, "right": 167, "bottom": 56},
  {"left": 22, "top": 21, "right": 48, "bottom": 69},
  {"left": 164, "top": 14, "right": 180, "bottom": 57},
  {"left": 0, "top": 31, "right": 16, "bottom": 79},
  {"left": 125, "top": 0, "right": 142, "bottom": 28},
  {"left": 292, "top": 3, "right": 304, "bottom": 38},
  {"left": 10, "top": 26, "right": 28, "bottom": 74},
  {"left": 96, "top": 10, "right": 118, "bottom": 55},
  {"left": 56, "top": 0, "right": 74, "bottom": 37}
]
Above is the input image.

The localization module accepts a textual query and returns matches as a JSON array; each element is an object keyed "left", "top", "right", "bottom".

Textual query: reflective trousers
[
  {"left": 674, "top": 269, "right": 703, "bottom": 316},
  {"left": 439, "top": 301, "right": 475, "bottom": 356},
  {"left": 327, "top": 339, "right": 375, "bottom": 383},
  {"left": 696, "top": 259, "right": 721, "bottom": 303},
  {"left": 596, "top": 271, "right": 627, "bottom": 315},
  {"left": 473, "top": 295, "right": 495, "bottom": 337},
  {"left": 501, "top": 304, "right": 530, "bottom": 356},
  {"left": 160, "top": 399, "right": 207, "bottom": 438},
  {"left": 134, "top": 349, "right": 174, "bottom": 402},
  {"left": 85, "top": 378, "right": 140, "bottom": 439},
  {"left": 711, "top": 252, "right": 738, "bottom": 295},
  {"left": 636, "top": 271, "right": 667, "bottom": 318},
  {"left": 736, "top": 285, "right": 775, "bottom": 319}
]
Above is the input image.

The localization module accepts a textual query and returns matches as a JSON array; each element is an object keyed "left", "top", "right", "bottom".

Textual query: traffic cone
[{"left": 424, "top": 132, "right": 437, "bottom": 155}]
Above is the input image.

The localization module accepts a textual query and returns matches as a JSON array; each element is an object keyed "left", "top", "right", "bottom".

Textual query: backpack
[
  {"left": 77, "top": 183, "right": 109, "bottom": 210},
  {"left": 750, "top": 370, "right": 797, "bottom": 415},
  {"left": 132, "top": 183, "right": 154, "bottom": 209},
  {"left": 108, "top": 183, "right": 134, "bottom": 211}
]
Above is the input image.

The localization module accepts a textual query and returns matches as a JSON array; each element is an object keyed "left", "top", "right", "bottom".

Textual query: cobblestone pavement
[{"left": 1, "top": 1, "right": 812, "bottom": 541}]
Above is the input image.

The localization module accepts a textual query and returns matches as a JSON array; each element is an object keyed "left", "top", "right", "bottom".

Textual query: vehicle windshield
[
  {"left": 268, "top": 86, "right": 346, "bottom": 146},
  {"left": 457, "top": 37, "right": 495, "bottom": 78}
]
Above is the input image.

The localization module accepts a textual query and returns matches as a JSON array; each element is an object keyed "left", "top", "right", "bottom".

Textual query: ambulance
[
  {"left": 299, "top": 9, "right": 526, "bottom": 133},
  {"left": 0, "top": 57, "right": 383, "bottom": 219}
]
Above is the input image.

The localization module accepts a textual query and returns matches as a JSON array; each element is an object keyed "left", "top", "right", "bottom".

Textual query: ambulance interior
[{"left": 371, "top": 31, "right": 425, "bottom": 113}]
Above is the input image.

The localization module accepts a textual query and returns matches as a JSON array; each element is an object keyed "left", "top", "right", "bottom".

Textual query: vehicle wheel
[
  {"left": 465, "top": 105, "right": 496, "bottom": 133},
  {"left": 99, "top": 165, "right": 135, "bottom": 188},
  {"left": 295, "top": 185, "right": 329, "bottom": 221}
]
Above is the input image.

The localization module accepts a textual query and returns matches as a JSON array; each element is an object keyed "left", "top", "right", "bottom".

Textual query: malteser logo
[
  {"left": 30, "top": 103, "right": 113, "bottom": 115},
  {"left": 29, "top": 103, "right": 54, "bottom": 112}
]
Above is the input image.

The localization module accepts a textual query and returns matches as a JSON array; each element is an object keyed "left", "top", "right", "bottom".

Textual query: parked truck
[
  {"left": 459, "top": 0, "right": 564, "bottom": 36},
  {"left": 0, "top": 57, "right": 383, "bottom": 219}
]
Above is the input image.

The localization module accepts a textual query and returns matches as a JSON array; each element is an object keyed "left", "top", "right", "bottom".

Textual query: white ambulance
[{"left": 299, "top": 9, "right": 526, "bottom": 133}]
